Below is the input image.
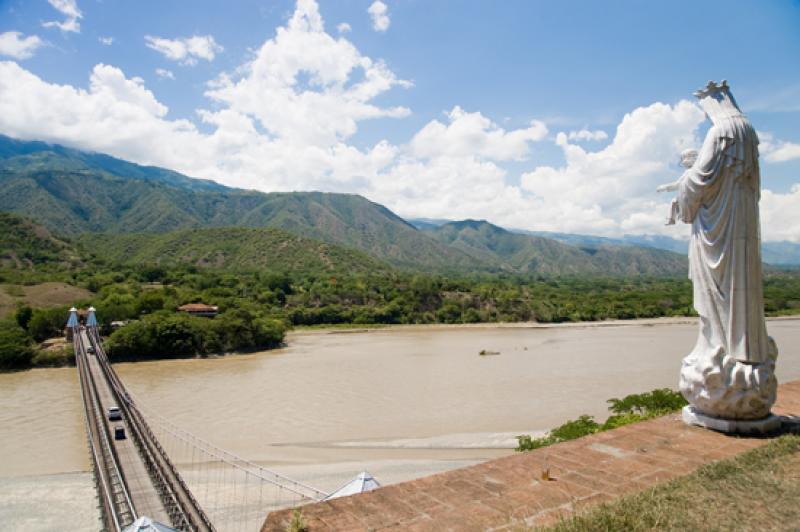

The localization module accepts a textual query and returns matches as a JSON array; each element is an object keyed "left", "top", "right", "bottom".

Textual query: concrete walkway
[{"left": 263, "top": 380, "right": 800, "bottom": 531}]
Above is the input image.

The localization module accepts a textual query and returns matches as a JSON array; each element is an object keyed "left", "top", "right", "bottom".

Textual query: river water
[{"left": 2, "top": 318, "right": 799, "bottom": 528}]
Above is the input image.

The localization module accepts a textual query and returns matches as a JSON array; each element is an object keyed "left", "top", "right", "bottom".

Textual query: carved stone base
[
  {"left": 682, "top": 405, "right": 782, "bottom": 434},
  {"left": 679, "top": 337, "right": 779, "bottom": 420}
]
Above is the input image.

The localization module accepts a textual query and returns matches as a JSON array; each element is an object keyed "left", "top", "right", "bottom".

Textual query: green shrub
[
  {"left": 14, "top": 304, "right": 33, "bottom": 330},
  {"left": 27, "top": 306, "right": 70, "bottom": 342},
  {"left": 31, "top": 346, "right": 74, "bottom": 367},
  {"left": 607, "top": 388, "right": 687, "bottom": 416},
  {"left": 517, "top": 389, "right": 687, "bottom": 452},
  {"left": 551, "top": 415, "right": 601, "bottom": 440},
  {"left": 0, "top": 320, "right": 34, "bottom": 369}
]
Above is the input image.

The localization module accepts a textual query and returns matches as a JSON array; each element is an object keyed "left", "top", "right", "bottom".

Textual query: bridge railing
[
  {"left": 73, "top": 328, "right": 136, "bottom": 530},
  {"left": 87, "top": 327, "right": 215, "bottom": 531}
]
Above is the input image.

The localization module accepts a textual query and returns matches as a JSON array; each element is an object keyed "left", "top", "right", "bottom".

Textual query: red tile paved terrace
[{"left": 263, "top": 380, "right": 800, "bottom": 531}]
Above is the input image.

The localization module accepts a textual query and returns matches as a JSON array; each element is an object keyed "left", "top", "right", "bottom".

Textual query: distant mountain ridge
[
  {"left": 411, "top": 219, "right": 800, "bottom": 267},
  {"left": 425, "top": 219, "right": 688, "bottom": 276},
  {"left": 0, "top": 135, "right": 227, "bottom": 192},
  {"left": 0, "top": 134, "right": 694, "bottom": 275}
]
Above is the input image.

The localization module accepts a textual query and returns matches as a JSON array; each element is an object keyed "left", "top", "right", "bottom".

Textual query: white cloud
[
  {"left": 520, "top": 101, "right": 706, "bottom": 235},
  {"left": 0, "top": 0, "right": 410, "bottom": 192},
  {"left": 337, "top": 22, "right": 351, "bottom": 34},
  {"left": 98, "top": 36, "right": 114, "bottom": 46},
  {"left": 567, "top": 128, "right": 608, "bottom": 142},
  {"left": 410, "top": 106, "right": 547, "bottom": 161},
  {"left": 0, "top": 31, "right": 44, "bottom": 60},
  {"left": 759, "top": 131, "right": 800, "bottom": 163},
  {"left": 205, "top": 0, "right": 411, "bottom": 147},
  {"left": 145, "top": 35, "right": 222, "bottom": 66},
  {"left": 155, "top": 68, "right": 175, "bottom": 80},
  {"left": 0, "top": 0, "right": 795, "bottom": 244},
  {"left": 368, "top": 1, "right": 390, "bottom": 32},
  {"left": 42, "top": 0, "right": 82, "bottom": 33},
  {"left": 761, "top": 185, "right": 800, "bottom": 243}
]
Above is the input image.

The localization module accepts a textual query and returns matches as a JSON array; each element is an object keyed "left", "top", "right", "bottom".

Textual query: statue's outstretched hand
[{"left": 657, "top": 182, "right": 679, "bottom": 193}]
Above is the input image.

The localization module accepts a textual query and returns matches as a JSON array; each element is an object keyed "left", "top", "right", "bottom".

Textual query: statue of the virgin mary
[{"left": 658, "top": 80, "right": 778, "bottom": 425}]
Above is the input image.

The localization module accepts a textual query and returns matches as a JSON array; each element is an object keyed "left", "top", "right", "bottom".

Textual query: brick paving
[{"left": 263, "top": 380, "right": 800, "bottom": 531}]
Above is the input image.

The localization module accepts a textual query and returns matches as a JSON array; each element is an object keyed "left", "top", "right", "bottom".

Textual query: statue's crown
[{"left": 693, "top": 80, "right": 730, "bottom": 99}]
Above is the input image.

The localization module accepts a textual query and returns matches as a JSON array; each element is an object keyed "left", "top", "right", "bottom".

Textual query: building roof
[{"left": 177, "top": 303, "right": 219, "bottom": 312}]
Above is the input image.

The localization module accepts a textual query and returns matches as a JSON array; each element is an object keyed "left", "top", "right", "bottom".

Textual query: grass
[
  {"left": 0, "top": 282, "right": 92, "bottom": 319},
  {"left": 543, "top": 433, "right": 800, "bottom": 531}
]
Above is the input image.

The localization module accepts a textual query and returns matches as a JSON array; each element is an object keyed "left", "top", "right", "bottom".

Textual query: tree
[
  {"left": 28, "top": 306, "right": 70, "bottom": 342},
  {"left": 135, "top": 291, "right": 165, "bottom": 315},
  {"left": 106, "top": 320, "right": 156, "bottom": 359},
  {"left": 0, "top": 320, "right": 34, "bottom": 369},
  {"left": 14, "top": 304, "right": 33, "bottom": 331}
]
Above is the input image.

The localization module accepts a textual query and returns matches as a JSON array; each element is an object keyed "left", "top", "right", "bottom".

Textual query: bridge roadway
[{"left": 75, "top": 326, "right": 214, "bottom": 531}]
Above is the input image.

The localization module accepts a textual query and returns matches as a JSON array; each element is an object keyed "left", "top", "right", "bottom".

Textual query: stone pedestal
[
  {"left": 682, "top": 405, "right": 782, "bottom": 435},
  {"left": 679, "top": 337, "right": 779, "bottom": 421}
]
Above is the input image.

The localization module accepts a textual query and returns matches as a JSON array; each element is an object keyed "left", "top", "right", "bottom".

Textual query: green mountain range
[
  {"left": 425, "top": 219, "right": 688, "bottom": 276},
  {"left": 0, "top": 212, "right": 84, "bottom": 269},
  {"left": 80, "top": 227, "right": 391, "bottom": 275},
  {"left": 0, "top": 134, "right": 691, "bottom": 276}
]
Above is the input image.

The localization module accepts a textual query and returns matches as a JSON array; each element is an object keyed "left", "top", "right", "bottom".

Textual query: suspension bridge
[{"left": 69, "top": 307, "right": 330, "bottom": 532}]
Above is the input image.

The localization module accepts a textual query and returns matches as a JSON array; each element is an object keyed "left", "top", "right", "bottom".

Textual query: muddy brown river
[{"left": 2, "top": 318, "right": 799, "bottom": 529}]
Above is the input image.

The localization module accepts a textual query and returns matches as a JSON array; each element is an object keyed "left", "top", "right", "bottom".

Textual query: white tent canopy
[
  {"left": 122, "top": 516, "right": 177, "bottom": 532},
  {"left": 324, "top": 471, "right": 381, "bottom": 500}
]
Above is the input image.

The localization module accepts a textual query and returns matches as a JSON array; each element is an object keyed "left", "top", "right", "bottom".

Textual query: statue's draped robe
[{"left": 676, "top": 115, "right": 768, "bottom": 364}]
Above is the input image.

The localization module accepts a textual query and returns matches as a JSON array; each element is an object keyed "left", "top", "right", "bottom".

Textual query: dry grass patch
[
  {"left": 0, "top": 282, "right": 92, "bottom": 318},
  {"left": 543, "top": 433, "right": 800, "bottom": 532}
]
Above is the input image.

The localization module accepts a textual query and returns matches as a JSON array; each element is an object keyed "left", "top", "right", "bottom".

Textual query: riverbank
[{"left": 292, "top": 314, "right": 800, "bottom": 335}]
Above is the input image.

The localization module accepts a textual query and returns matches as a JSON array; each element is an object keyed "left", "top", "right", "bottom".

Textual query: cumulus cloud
[
  {"left": 337, "top": 22, "right": 352, "bottom": 34},
  {"left": 42, "top": 0, "right": 82, "bottom": 33},
  {"left": 520, "top": 101, "right": 706, "bottom": 235},
  {"left": 761, "top": 185, "right": 800, "bottom": 243},
  {"left": 567, "top": 128, "right": 608, "bottom": 142},
  {"left": 145, "top": 35, "right": 222, "bottom": 66},
  {"left": 0, "top": 0, "right": 796, "bottom": 243},
  {"left": 98, "top": 36, "right": 114, "bottom": 46},
  {"left": 368, "top": 1, "right": 390, "bottom": 32},
  {"left": 759, "top": 131, "right": 800, "bottom": 163},
  {"left": 0, "top": 0, "right": 409, "bottom": 192},
  {"left": 0, "top": 32, "right": 44, "bottom": 60},
  {"left": 205, "top": 0, "right": 411, "bottom": 147},
  {"left": 411, "top": 106, "right": 547, "bottom": 161},
  {"left": 155, "top": 68, "right": 175, "bottom": 80}
]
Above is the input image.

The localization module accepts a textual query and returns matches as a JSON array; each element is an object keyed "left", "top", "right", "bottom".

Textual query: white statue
[{"left": 657, "top": 80, "right": 779, "bottom": 430}]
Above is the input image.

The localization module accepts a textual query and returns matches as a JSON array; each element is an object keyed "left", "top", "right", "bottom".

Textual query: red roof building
[{"left": 177, "top": 303, "right": 219, "bottom": 317}]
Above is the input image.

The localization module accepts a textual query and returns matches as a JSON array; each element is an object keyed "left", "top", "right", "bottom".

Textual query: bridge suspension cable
[
  {"left": 132, "top": 394, "right": 329, "bottom": 531},
  {"left": 79, "top": 320, "right": 329, "bottom": 532}
]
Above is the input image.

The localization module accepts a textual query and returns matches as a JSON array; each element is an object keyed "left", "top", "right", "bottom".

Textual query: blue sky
[{"left": 1, "top": 0, "right": 799, "bottom": 241}]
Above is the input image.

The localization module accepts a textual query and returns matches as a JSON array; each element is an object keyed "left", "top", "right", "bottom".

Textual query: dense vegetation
[
  {"left": 0, "top": 212, "right": 84, "bottom": 270},
  {"left": 105, "top": 309, "right": 285, "bottom": 360},
  {"left": 79, "top": 227, "right": 391, "bottom": 276},
  {"left": 516, "top": 388, "right": 688, "bottom": 451},
  {"left": 3, "top": 254, "right": 799, "bottom": 371}
]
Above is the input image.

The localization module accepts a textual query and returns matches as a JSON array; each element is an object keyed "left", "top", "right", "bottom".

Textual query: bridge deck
[{"left": 82, "top": 331, "right": 171, "bottom": 524}]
